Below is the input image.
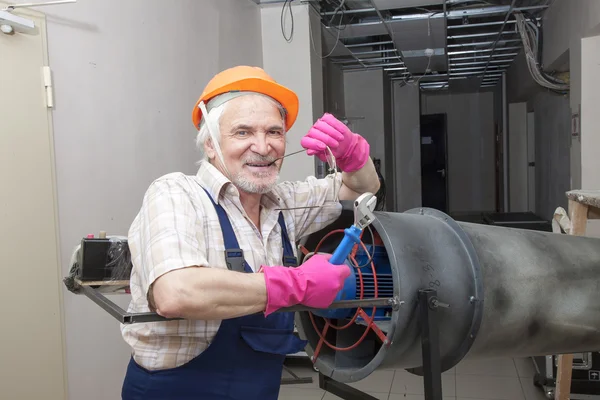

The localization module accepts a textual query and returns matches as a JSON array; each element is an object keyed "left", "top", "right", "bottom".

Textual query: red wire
[
  {"left": 310, "top": 229, "right": 365, "bottom": 330},
  {"left": 309, "top": 230, "right": 384, "bottom": 361}
]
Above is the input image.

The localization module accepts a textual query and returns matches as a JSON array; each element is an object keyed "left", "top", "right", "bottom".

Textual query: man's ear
[{"left": 204, "top": 137, "right": 216, "bottom": 160}]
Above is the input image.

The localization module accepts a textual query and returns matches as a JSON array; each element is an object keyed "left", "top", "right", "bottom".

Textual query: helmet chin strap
[{"left": 198, "top": 100, "right": 232, "bottom": 180}]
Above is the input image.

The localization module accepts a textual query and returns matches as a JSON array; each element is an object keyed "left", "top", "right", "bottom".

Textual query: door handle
[{"left": 437, "top": 168, "right": 446, "bottom": 178}]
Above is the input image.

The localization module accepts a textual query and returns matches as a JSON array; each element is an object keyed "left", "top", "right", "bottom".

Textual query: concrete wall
[
  {"left": 580, "top": 35, "right": 600, "bottom": 190},
  {"left": 508, "top": 102, "right": 529, "bottom": 212},
  {"left": 508, "top": 0, "right": 600, "bottom": 222},
  {"left": 43, "top": 1, "right": 263, "bottom": 399},
  {"left": 542, "top": 0, "right": 600, "bottom": 74},
  {"left": 542, "top": 0, "right": 600, "bottom": 193},
  {"left": 531, "top": 92, "right": 571, "bottom": 221},
  {"left": 581, "top": 34, "right": 600, "bottom": 237},
  {"left": 323, "top": 60, "right": 345, "bottom": 118},
  {"left": 261, "top": 2, "right": 323, "bottom": 182},
  {"left": 421, "top": 92, "right": 496, "bottom": 213},
  {"left": 393, "top": 82, "right": 421, "bottom": 212},
  {"left": 506, "top": 52, "right": 540, "bottom": 105},
  {"left": 343, "top": 69, "right": 386, "bottom": 176}
]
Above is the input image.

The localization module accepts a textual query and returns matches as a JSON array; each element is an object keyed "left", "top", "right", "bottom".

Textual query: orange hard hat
[{"left": 192, "top": 66, "right": 299, "bottom": 130}]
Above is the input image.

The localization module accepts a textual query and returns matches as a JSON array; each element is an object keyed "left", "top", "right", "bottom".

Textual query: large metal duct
[{"left": 295, "top": 206, "right": 600, "bottom": 383}]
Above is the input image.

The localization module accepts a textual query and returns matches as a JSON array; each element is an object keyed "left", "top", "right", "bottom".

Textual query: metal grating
[{"left": 307, "top": 0, "right": 553, "bottom": 91}]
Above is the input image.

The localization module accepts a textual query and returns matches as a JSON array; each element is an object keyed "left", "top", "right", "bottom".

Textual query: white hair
[
  {"left": 196, "top": 102, "right": 226, "bottom": 161},
  {"left": 194, "top": 93, "right": 289, "bottom": 162}
]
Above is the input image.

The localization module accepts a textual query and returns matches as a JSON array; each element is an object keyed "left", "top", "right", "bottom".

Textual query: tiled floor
[{"left": 279, "top": 357, "right": 549, "bottom": 400}]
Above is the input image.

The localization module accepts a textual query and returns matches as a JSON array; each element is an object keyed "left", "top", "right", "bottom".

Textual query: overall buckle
[
  {"left": 225, "top": 249, "right": 245, "bottom": 272},
  {"left": 282, "top": 255, "right": 298, "bottom": 267}
]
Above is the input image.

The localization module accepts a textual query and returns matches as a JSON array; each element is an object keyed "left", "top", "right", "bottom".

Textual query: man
[{"left": 120, "top": 65, "right": 380, "bottom": 400}]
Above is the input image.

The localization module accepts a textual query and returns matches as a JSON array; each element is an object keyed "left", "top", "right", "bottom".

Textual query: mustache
[{"left": 243, "top": 156, "right": 279, "bottom": 166}]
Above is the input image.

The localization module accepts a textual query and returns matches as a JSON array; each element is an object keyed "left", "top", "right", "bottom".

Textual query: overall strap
[
  {"left": 202, "top": 188, "right": 298, "bottom": 271},
  {"left": 202, "top": 188, "right": 249, "bottom": 273},
  {"left": 277, "top": 212, "right": 298, "bottom": 267}
]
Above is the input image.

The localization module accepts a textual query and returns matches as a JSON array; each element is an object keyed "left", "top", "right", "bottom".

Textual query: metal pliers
[{"left": 329, "top": 192, "right": 377, "bottom": 265}]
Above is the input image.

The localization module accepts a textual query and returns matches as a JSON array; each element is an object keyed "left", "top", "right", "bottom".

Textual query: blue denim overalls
[{"left": 121, "top": 189, "right": 307, "bottom": 399}]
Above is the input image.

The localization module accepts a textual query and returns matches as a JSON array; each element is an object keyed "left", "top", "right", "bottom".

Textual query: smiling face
[{"left": 204, "top": 94, "right": 286, "bottom": 194}]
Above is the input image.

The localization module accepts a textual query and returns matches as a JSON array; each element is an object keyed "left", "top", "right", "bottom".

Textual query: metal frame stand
[
  {"left": 318, "top": 288, "right": 444, "bottom": 400},
  {"left": 319, "top": 374, "right": 380, "bottom": 400},
  {"left": 281, "top": 365, "right": 313, "bottom": 385},
  {"left": 418, "top": 288, "right": 444, "bottom": 400}
]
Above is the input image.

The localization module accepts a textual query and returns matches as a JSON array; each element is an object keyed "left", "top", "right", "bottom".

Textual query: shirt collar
[{"left": 195, "top": 160, "right": 283, "bottom": 208}]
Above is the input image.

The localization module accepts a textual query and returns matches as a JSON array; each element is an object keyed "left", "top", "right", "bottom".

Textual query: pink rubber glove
[
  {"left": 261, "top": 254, "right": 351, "bottom": 316},
  {"left": 300, "top": 113, "right": 370, "bottom": 172}
]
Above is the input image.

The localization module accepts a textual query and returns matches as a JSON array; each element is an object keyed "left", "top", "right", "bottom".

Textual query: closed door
[
  {"left": 0, "top": 4, "right": 67, "bottom": 399},
  {"left": 420, "top": 114, "right": 449, "bottom": 212}
]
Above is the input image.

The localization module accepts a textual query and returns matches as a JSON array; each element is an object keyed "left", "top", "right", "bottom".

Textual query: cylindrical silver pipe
[{"left": 295, "top": 207, "right": 600, "bottom": 383}]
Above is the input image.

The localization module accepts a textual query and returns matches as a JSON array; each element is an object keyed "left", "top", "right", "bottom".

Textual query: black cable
[{"left": 281, "top": 0, "right": 294, "bottom": 43}]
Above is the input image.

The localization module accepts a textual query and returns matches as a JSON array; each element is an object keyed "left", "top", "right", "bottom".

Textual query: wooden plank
[
  {"left": 555, "top": 353, "right": 574, "bottom": 400},
  {"left": 568, "top": 199, "right": 589, "bottom": 236}
]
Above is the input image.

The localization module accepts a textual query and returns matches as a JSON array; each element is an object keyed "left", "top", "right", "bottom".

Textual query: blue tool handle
[{"left": 329, "top": 225, "right": 362, "bottom": 265}]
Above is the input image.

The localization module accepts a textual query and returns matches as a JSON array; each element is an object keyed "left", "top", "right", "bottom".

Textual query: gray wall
[
  {"left": 343, "top": 70, "right": 386, "bottom": 176},
  {"left": 507, "top": 0, "right": 600, "bottom": 206},
  {"left": 45, "top": 1, "right": 263, "bottom": 399},
  {"left": 324, "top": 60, "right": 346, "bottom": 117},
  {"left": 532, "top": 92, "right": 571, "bottom": 221},
  {"left": 581, "top": 34, "right": 600, "bottom": 190},
  {"left": 261, "top": 3, "right": 324, "bottom": 182},
  {"left": 581, "top": 34, "right": 600, "bottom": 237},
  {"left": 529, "top": 0, "right": 600, "bottom": 193},
  {"left": 506, "top": 52, "right": 541, "bottom": 104},
  {"left": 421, "top": 92, "right": 496, "bottom": 213},
  {"left": 393, "top": 82, "right": 421, "bottom": 212}
]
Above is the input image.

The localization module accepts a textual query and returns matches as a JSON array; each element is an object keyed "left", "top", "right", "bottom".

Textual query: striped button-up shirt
[{"left": 120, "top": 160, "right": 343, "bottom": 370}]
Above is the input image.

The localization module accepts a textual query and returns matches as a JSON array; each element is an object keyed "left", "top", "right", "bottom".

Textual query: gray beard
[{"left": 232, "top": 172, "right": 279, "bottom": 194}]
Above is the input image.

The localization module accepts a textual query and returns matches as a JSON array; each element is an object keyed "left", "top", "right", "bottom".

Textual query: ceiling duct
[{"left": 312, "top": 0, "right": 552, "bottom": 91}]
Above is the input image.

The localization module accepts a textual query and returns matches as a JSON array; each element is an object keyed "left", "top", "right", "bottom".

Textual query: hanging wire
[
  {"left": 276, "top": 146, "right": 343, "bottom": 211},
  {"left": 281, "top": 0, "right": 294, "bottom": 43},
  {"left": 514, "top": 11, "right": 569, "bottom": 92},
  {"left": 309, "top": 0, "right": 345, "bottom": 60}
]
